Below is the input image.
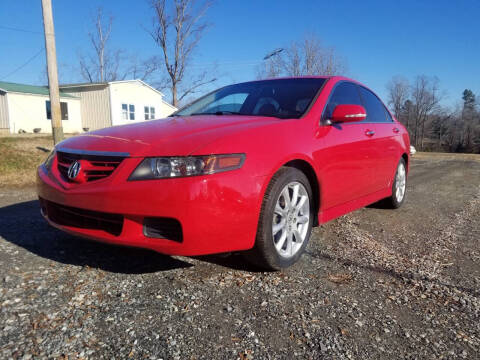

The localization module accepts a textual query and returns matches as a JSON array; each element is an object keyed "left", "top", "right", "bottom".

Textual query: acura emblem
[{"left": 67, "top": 161, "right": 81, "bottom": 180}]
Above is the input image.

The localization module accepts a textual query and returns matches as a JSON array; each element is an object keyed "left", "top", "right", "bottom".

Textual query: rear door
[
  {"left": 357, "top": 86, "right": 399, "bottom": 192},
  {"left": 313, "top": 81, "right": 377, "bottom": 210}
]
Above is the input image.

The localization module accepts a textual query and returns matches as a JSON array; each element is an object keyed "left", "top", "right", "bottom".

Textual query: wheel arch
[
  {"left": 401, "top": 152, "right": 409, "bottom": 173},
  {"left": 283, "top": 159, "right": 321, "bottom": 227}
]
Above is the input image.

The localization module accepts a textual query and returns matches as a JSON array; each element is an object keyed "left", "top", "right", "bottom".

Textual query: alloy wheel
[
  {"left": 272, "top": 181, "right": 310, "bottom": 258},
  {"left": 395, "top": 163, "right": 406, "bottom": 202}
]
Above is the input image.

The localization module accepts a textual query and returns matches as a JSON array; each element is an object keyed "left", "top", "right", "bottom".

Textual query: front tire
[
  {"left": 385, "top": 158, "right": 407, "bottom": 209},
  {"left": 244, "top": 167, "right": 314, "bottom": 270}
]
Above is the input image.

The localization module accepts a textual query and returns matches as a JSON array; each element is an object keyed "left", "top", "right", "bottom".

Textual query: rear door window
[
  {"left": 383, "top": 107, "right": 394, "bottom": 122},
  {"left": 323, "top": 82, "right": 362, "bottom": 121},
  {"left": 358, "top": 86, "right": 387, "bottom": 123}
]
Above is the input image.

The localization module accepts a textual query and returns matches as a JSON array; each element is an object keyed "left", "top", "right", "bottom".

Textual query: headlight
[
  {"left": 44, "top": 149, "right": 56, "bottom": 171},
  {"left": 128, "top": 154, "right": 246, "bottom": 180}
]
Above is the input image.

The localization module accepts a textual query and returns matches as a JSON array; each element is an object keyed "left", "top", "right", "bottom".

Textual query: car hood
[{"left": 56, "top": 115, "right": 279, "bottom": 157}]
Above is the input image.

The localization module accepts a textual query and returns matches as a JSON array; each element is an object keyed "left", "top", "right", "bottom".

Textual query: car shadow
[
  {"left": 0, "top": 200, "right": 194, "bottom": 274},
  {"left": 366, "top": 199, "right": 392, "bottom": 209},
  {"left": 193, "top": 253, "right": 267, "bottom": 273}
]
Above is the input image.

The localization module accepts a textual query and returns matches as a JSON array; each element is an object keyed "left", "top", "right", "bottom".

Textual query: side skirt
[{"left": 318, "top": 188, "right": 392, "bottom": 224}]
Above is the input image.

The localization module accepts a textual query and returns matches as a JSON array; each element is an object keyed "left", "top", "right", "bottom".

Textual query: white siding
[
  {"left": 60, "top": 85, "right": 111, "bottom": 130},
  {"left": 7, "top": 93, "right": 82, "bottom": 134},
  {"left": 109, "top": 81, "right": 176, "bottom": 126},
  {"left": 0, "top": 93, "right": 9, "bottom": 131}
]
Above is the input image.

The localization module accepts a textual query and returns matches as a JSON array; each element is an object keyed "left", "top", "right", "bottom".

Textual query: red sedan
[{"left": 37, "top": 77, "right": 410, "bottom": 269}]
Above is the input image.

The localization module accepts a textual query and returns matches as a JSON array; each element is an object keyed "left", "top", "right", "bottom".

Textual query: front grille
[
  {"left": 57, "top": 151, "right": 125, "bottom": 182},
  {"left": 41, "top": 198, "right": 123, "bottom": 236},
  {"left": 143, "top": 217, "right": 183, "bottom": 242}
]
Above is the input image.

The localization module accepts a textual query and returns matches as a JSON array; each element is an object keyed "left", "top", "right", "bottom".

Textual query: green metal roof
[{"left": 0, "top": 81, "right": 78, "bottom": 98}]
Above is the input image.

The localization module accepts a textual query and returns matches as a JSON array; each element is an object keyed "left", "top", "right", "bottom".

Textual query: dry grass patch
[
  {"left": 415, "top": 152, "right": 480, "bottom": 162},
  {"left": 0, "top": 136, "right": 54, "bottom": 187}
]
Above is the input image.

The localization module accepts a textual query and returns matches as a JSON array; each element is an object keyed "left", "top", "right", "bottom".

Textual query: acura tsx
[{"left": 37, "top": 76, "right": 410, "bottom": 269}]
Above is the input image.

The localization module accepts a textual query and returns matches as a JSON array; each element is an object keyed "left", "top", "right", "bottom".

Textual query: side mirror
[{"left": 331, "top": 104, "right": 367, "bottom": 123}]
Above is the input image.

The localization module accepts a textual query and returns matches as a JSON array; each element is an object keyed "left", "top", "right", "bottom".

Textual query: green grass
[{"left": 0, "top": 136, "right": 54, "bottom": 187}]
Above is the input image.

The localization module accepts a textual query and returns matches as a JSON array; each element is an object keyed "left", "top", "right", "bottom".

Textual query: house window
[
  {"left": 46, "top": 101, "right": 69, "bottom": 120},
  {"left": 122, "top": 104, "right": 135, "bottom": 120},
  {"left": 144, "top": 106, "right": 156, "bottom": 120}
]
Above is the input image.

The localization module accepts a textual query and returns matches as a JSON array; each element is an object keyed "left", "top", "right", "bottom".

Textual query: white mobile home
[
  {"left": 60, "top": 80, "right": 177, "bottom": 131},
  {"left": 0, "top": 82, "right": 82, "bottom": 134},
  {"left": 0, "top": 79, "right": 176, "bottom": 134}
]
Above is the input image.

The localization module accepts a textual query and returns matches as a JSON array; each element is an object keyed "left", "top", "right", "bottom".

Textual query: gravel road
[{"left": 1, "top": 153, "right": 479, "bottom": 359}]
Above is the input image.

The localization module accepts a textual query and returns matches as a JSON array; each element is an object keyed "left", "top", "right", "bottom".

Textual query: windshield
[{"left": 174, "top": 78, "right": 326, "bottom": 119}]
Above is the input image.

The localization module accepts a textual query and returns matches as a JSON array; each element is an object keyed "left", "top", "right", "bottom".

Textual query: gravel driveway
[{"left": 1, "top": 153, "right": 479, "bottom": 359}]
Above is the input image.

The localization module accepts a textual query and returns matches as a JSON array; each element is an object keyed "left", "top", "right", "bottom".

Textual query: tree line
[{"left": 387, "top": 76, "right": 479, "bottom": 153}]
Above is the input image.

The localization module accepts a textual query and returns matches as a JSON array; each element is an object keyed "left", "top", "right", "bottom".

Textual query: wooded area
[{"left": 387, "top": 76, "right": 480, "bottom": 153}]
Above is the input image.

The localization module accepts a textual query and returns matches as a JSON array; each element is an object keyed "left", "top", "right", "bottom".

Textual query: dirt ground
[{"left": 0, "top": 153, "right": 479, "bottom": 359}]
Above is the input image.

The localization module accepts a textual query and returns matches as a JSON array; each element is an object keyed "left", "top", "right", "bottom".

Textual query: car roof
[{"left": 240, "top": 75, "right": 361, "bottom": 84}]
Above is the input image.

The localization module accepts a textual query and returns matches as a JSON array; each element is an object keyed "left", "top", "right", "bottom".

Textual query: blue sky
[{"left": 0, "top": 0, "right": 478, "bottom": 107}]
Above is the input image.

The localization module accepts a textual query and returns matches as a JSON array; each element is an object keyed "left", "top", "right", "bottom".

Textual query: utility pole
[
  {"left": 41, "top": 0, "right": 63, "bottom": 144},
  {"left": 263, "top": 48, "right": 284, "bottom": 78}
]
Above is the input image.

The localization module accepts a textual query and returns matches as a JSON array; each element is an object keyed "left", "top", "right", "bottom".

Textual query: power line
[
  {"left": 0, "top": 48, "right": 45, "bottom": 81},
  {"left": 188, "top": 60, "right": 262, "bottom": 69},
  {"left": 0, "top": 25, "right": 43, "bottom": 35}
]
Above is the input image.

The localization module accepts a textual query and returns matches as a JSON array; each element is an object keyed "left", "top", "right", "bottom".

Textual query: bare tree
[
  {"left": 79, "top": 8, "right": 160, "bottom": 84},
  {"left": 282, "top": 41, "right": 303, "bottom": 77},
  {"left": 79, "top": 8, "right": 124, "bottom": 82},
  {"left": 256, "top": 50, "right": 283, "bottom": 79},
  {"left": 260, "top": 56, "right": 283, "bottom": 79},
  {"left": 400, "top": 99, "right": 414, "bottom": 132},
  {"left": 444, "top": 104, "right": 465, "bottom": 152},
  {"left": 125, "top": 55, "right": 159, "bottom": 82},
  {"left": 410, "top": 75, "right": 442, "bottom": 149},
  {"left": 257, "top": 34, "right": 347, "bottom": 79},
  {"left": 149, "top": 0, "right": 217, "bottom": 107},
  {"left": 430, "top": 107, "right": 454, "bottom": 151},
  {"left": 301, "top": 35, "right": 346, "bottom": 75},
  {"left": 387, "top": 76, "right": 409, "bottom": 121}
]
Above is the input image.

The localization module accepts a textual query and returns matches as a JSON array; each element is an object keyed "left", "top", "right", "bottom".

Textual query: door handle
[
  {"left": 393, "top": 127, "right": 400, "bottom": 133},
  {"left": 365, "top": 130, "right": 375, "bottom": 137}
]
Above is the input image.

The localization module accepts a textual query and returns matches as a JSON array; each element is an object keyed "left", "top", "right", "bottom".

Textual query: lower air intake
[
  {"left": 40, "top": 198, "right": 123, "bottom": 236},
  {"left": 143, "top": 217, "right": 183, "bottom": 243}
]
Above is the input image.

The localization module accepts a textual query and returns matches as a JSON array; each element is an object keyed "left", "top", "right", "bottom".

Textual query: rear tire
[
  {"left": 244, "top": 167, "right": 314, "bottom": 270},
  {"left": 385, "top": 158, "right": 407, "bottom": 209}
]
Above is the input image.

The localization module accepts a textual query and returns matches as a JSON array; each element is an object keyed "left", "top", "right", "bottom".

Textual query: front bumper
[{"left": 37, "top": 158, "right": 266, "bottom": 256}]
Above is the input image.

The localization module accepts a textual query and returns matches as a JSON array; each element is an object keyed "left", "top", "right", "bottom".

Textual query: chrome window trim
[
  {"left": 320, "top": 80, "right": 362, "bottom": 125},
  {"left": 56, "top": 147, "right": 130, "bottom": 157},
  {"left": 332, "top": 121, "right": 395, "bottom": 126},
  {"left": 321, "top": 80, "right": 394, "bottom": 126}
]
